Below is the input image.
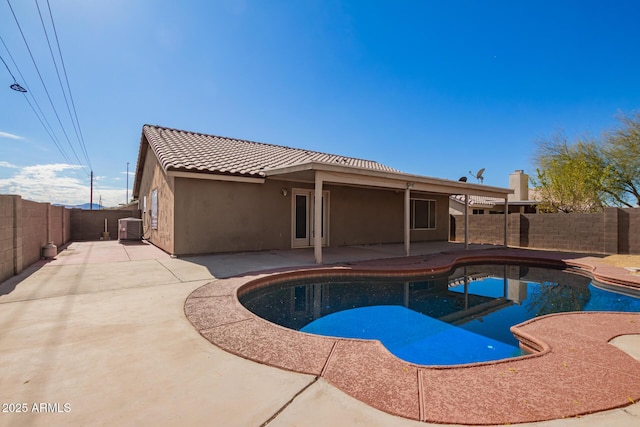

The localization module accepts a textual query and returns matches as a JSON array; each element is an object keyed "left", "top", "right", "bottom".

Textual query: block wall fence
[
  {"left": 451, "top": 207, "right": 640, "bottom": 255},
  {"left": 0, "top": 195, "right": 140, "bottom": 284}
]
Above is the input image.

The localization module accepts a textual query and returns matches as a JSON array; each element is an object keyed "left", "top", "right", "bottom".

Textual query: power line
[
  {"left": 34, "top": 1, "right": 80, "bottom": 152},
  {"left": 0, "top": 51, "right": 17, "bottom": 81},
  {"left": 0, "top": 33, "right": 72, "bottom": 165},
  {"left": 6, "top": 0, "right": 87, "bottom": 173},
  {"left": 45, "top": 0, "right": 92, "bottom": 170},
  {"left": 35, "top": 0, "right": 93, "bottom": 169}
]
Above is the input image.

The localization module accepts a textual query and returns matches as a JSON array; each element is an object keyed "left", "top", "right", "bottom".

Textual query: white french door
[{"left": 292, "top": 189, "right": 329, "bottom": 248}]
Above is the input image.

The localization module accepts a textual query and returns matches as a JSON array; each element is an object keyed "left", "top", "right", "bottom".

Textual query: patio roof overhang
[
  {"left": 265, "top": 162, "right": 514, "bottom": 264},
  {"left": 264, "top": 161, "right": 513, "bottom": 198}
]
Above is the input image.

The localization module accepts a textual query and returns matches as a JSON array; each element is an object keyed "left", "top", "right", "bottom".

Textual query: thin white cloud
[
  {"left": 0, "top": 161, "right": 19, "bottom": 169},
  {"left": 0, "top": 164, "right": 128, "bottom": 207},
  {"left": 0, "top": 131, "right": 25, "bottom": 140}
]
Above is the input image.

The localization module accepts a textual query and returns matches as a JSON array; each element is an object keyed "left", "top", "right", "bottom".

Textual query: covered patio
[{"left": 265, "top": 161, "right": 514, "bottom": 263}]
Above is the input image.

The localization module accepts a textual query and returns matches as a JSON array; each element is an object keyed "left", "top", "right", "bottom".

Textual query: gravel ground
[{"left": 601, "top": 254, "right": 640, "bottom": 272}]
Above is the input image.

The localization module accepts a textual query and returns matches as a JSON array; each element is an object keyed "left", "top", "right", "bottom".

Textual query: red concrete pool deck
[{"left": 185, "top": 247, "right": 640, "bottom": 425}]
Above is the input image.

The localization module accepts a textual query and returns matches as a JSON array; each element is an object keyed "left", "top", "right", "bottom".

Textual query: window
[
  {"left": 410, "top": 199, "right": 436, "bottom": 230},
  {"left": 150, "top": 189, "right": 158, "bottom": 230}
]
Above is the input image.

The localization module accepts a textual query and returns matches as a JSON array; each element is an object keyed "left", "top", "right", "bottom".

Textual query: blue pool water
[
  {"left": 301, "top": 305, "right": 522, "bottom": 364},
  {"left": 240, "top": 264, "right": 640, "bottom": 365}
]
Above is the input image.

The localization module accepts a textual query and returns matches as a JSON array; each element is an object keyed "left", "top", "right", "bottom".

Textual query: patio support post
[
  {"left": 404, "top": 185, "right": 411, "bottom": 256},
  {"left": 504, "top": 197, "right": 509, "bottom": 247},
  {"left": 314, "top": 173, "right": 323, "bottom": 264},
  {"left": 464, "top": 194, "right": 469, "bottom": 250}
]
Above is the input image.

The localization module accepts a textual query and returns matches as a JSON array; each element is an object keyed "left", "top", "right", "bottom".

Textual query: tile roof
[
  {"left": 450, "top": 194, "right": 505, "bottom": 207},
  {"left": 142, "top": 124, "right": 399, "bottom": 177}
]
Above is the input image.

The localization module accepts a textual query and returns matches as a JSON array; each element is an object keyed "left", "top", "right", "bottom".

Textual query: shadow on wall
[{"left": 619, "top": 209, "right": 630, "bottom": 254}]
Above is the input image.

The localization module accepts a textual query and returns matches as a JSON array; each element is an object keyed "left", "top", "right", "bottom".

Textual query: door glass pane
[{"left": 295, "top": 195, "right": 307, "bottom": 239}]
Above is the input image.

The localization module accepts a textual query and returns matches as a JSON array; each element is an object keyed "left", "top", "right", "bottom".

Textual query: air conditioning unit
[{"left": 118, "top": 218, "right": 143, "bottom": 241}]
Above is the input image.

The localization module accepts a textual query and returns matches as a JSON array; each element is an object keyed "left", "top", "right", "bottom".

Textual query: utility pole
[
  {"left": 126, "top": 162, "right": 129, "bottom": 205},
  {"left": 90, "top": 170, "right": 93, "bottom": 210}
]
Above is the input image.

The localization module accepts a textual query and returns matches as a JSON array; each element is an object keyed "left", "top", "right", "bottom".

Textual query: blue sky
[{"left": 1, "top": 0, "right": 639, "bottom": 207}]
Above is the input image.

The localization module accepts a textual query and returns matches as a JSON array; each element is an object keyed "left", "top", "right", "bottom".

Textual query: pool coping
[{"left": 184, "top": 247, "right": 640, "bottom": 425}]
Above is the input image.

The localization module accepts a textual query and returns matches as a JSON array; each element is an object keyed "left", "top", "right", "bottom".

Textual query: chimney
[{"left": 509, "top": 170, "right": 529, "bottom": 202}]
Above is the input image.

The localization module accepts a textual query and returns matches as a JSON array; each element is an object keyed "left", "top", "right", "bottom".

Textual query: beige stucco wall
[
  {"left": 137, "top": 145, "right": 175, "bottom": 254},
  {"left": 328, "top": 185, "right": 402, "bottom": 245},
  {"left": 170, "top": 177, "right": 451, "bottom": 255},
  {"left": 173, "top": 178, "right": 291, "bottom": 255}
]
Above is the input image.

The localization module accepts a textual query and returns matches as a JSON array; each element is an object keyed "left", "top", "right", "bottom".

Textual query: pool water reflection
[{"left": 239, "top": 264, "right": 640, "bottom": 365}]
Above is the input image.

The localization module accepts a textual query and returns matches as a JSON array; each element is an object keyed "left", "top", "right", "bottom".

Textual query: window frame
[{"left": 410, "top": 198, "right": 436, "bottom": 230}]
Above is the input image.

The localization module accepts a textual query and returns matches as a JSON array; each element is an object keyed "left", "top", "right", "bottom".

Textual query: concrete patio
[{"left": 0, "top": 240, "right": 638, "bottom": 426}]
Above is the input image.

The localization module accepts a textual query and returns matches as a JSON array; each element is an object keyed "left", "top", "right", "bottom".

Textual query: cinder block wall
[
  {"left": 21, "top": 200, "right": 49, "bottom": 269},
  {"left": 50, "top": 205, "right": 67, "bottom": 247},
  {"left": 0, "top": 196, "right": 16, "bottom": 284},
  {"left": 0, "top": 195, "right": 74, "bottom": 284},
  {"left": 630, "top": 209, "right": 640, "bottom": 253},
  {"left": 525, "top": 213, "right": 605, "bottom": 252},
  {"left": 452, "top": 207, "right": 639, "bottom": 254},
  {"left": 69, "top": 209, "right": 141, "bottom": 241},
  {"left": 449, "top": 214, "right": 520, "bottom": 246},
  {"left": 619, "top": 208, "right": 640, "bottom": 254}
]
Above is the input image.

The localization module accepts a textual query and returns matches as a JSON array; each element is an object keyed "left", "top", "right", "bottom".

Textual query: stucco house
[{"left": 132, "top": 125, "right": 512, "bottom": 262}]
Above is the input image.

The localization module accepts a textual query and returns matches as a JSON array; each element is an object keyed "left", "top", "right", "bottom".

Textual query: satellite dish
[
  {"left": 458, "top": 176, "right": 467, "bottom": 182},
  {"left": 469, "top": 168, "right": 485, "bottom": 184}
]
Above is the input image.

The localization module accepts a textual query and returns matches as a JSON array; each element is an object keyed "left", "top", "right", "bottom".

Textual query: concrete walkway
[{"left": 0, "top": 240, "right": 638, "bottom": 427}]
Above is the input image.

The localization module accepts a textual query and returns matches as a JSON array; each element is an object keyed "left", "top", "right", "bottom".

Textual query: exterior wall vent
[{"left": 118, "top": 218, "right": 143, "bottom": 241}]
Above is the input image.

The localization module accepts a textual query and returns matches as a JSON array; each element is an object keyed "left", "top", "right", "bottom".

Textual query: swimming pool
[
  {"left": 187, "top": 248, "right": 640, "bottom": 424},
  {"left": 239, "top": 263, "right": 640, "bottom": 365}
]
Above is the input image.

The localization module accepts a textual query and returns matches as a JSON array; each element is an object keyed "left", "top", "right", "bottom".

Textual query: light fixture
[
  {"left": 281, "top": 188, "right": 288, "bottom": 197},
  {"left": 10, "top": 83, "right": 27, "bottom": 93}
]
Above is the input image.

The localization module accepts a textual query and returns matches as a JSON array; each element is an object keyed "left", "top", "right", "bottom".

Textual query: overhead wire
[
  {"left": 0, "top": 34, "right": 72, "bottom": 165},
  {"left": 5, "top": 0, "right": 88, "bottom": 175},
  {"left": 34, "top": 1, "right": 80, "bottom": 153},
  {"left": 0, "top": 50, "right": 16, "bottom": 81},
  {"left": 36, "top": 0, "right": 92, "bottom": 170},
  {"left": 44, "top": 0, "right": 92, "bottom": 171}
]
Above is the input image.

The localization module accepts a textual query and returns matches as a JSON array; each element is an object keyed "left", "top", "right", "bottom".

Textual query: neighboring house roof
[
  {"left": 140, "top": 124, "right": 399, "bottom": 177},
  {"left": 450, "top": 194, "right": 505, "bottom": 207},
  {"left": 450, "top": 194, "right": 540, "bottom": 210}
]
